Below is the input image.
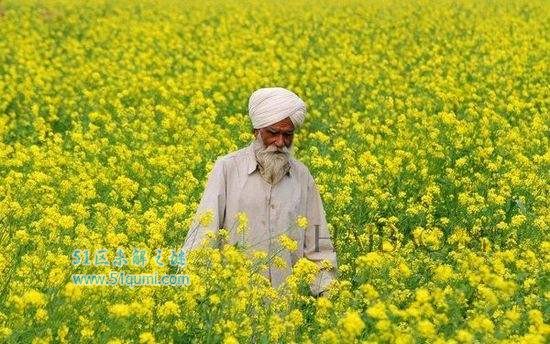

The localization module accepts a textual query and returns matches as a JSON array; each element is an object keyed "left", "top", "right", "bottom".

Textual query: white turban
[{"left": 248, "top": 87, "right": 307, "bottom": 129}]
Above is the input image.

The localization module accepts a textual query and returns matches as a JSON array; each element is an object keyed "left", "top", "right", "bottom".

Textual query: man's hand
[{"left": 315, "top": 290, "right": 327, "bottom": 298}]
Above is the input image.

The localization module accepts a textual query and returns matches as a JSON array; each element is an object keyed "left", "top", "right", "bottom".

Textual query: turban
[{"left": 248, "top": 87, "right": 307, "bottom": 129}]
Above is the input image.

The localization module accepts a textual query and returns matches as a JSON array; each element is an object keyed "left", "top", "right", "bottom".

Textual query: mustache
[
  {"left": 262, "top": 144, "right": 291, "bottom": 154},
  {"left": 252, "top": 134, "right": 292, "bottom": 155}
]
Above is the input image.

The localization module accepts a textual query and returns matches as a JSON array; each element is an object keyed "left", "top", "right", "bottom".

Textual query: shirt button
[{"left": 270, "top": 204, "right": 275, "bottom": 209}]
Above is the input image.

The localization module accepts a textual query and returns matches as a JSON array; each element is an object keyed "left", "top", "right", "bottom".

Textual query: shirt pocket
[{"left": 283, "top": 183, "right": 303, "bottom": 238}]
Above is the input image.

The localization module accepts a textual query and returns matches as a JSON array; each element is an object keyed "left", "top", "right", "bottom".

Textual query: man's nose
[{"left": 274, "top": 135, "right": 285, "bottom": 148}]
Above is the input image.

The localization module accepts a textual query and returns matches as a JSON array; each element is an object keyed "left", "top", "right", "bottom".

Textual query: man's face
[{"left": 254, "top": 117, "right": 295, "bottom": 149}]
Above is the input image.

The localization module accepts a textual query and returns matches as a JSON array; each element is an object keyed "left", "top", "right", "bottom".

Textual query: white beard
[{"left": 252, "top": 134, "right": 292, "bottom": 185}]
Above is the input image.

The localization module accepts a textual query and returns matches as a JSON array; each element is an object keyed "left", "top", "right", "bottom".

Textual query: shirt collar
[{"left": 245, "top": 143, "right": 294, "bottom": 177}]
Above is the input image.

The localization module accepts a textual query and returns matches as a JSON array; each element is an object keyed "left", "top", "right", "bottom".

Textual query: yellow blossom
[
  {"left": 340, "top": 310, "right": 365, "bottom": 337},
  {"left": 139, "top": 332, "right": 156, "bottom": 344},
  {"left": 296, "top": 215, "right": 309, "bottom": 229},
  {"left": 278, "top": 234, "right": 298, "bottom": 251}
]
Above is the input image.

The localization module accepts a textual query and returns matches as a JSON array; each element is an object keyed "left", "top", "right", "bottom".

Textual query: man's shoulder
[
  {"left": 214, "top": 145, "right": 250, "bottom": 167},
  {"left": 290, "top": 157, "right": 314, "bottom": 180}
]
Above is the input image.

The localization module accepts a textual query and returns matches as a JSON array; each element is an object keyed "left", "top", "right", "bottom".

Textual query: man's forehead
[{"left": 267, "top": 117, "right": 294, "bottom": 131}]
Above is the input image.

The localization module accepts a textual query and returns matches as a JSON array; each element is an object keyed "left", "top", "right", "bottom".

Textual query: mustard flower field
[{"left": 0, "top": 0, "right": 548, "bottom": 342}]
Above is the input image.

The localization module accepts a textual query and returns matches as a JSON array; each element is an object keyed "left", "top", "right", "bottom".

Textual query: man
[{"left": 182, "top": 87, "right": 337, "bottom": 297}]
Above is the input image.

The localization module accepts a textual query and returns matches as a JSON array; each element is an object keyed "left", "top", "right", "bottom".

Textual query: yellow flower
[
  {"left": 58, "top": 215, "right": 75, "bottom": 230},
  {"left": 319, "top": 329, "right": 338, "bottom": 344},
  {"left": 107, "top": 340, "right": 123, "bottom": 344},
  {"left": 81, "top": 327, "right": 94, "bottom": 340},
  {"left": 340, "top": 310, "right": 365, "bottom": 337},
  {"left": 469, "top": 315, "right": 494, "bottom": 333},
  {"left": 359, "top": 283, "right": 379, "bottom": 300},
  {"left": 367, "top": 301, "right": 387, "bottom": 319},
  {"left": 223, "top": 336, "right": 239, "bottom": 344},
  {"left": 14, "top": 229, "right": 30, "bottom": 243},
  {"left": 296, "top": 215, "right": 308, "bottom": 229},
  {"left": 375, "top": 319, "right": 391, "bottom": 331},
  {"left": 455, "top": 330, "right": 473, "bottom": 343},
  {"left": 317, "top": 297, "right": 333, "bottom": 311},
  {"left": 273, "top": 256, "right": 287, "bottom": 269},
  {"left": 415, "top": 288, "right": 431, "bottom": 303},
  {"left": 278, "top": 234, "right": 298, "bottom": 251},
  {"left": 22, "top": 290, "right": 46, "bottom": 308},
  {"left": 382, "top": 240, "right": 395, "bottom": 252},
  {"left": 158, "top": 301, "right": 180, "bottom": 317},
  {"left": 291, "top": 259, "right": 319, "bottom": 284},
  {"left": 528, "top": 309, "right": 543, "bottom": 329},
  {"left": 218, "top": 228, "right": 230, "bottom": 241},
  {"left": 0, "top": 327, "right": 13, "bottom": 340},
  {"left": 510, "top": 214, "right": 527, "bottom": 228},
  {"left": 357, "top": 252, "right": 384, "bottom": 270},
  {"left": 417, "top": 320, "right": 436, "bottom": 338},
  {"left": 252, "top": 250, "right": 268, "bottom": 260},
  {"left": 172, "top": 202, "right": 186, "bottom": 216},
  {"left": 505, "top": 308, "right": 521, "bottom": 322},
  {"left": 139, "top": 332, "right": 156, "bottom": 344},
  {"left": 48, "top": 267, "right": 65, "bottom": 286},
  {"left": 109, "top": 303, "right": 131, "bottom": 317},
  {"left": 390, "top": 261, "right": 411, "bottom": 279},
  {"left": 269, "top": 315, "right": 285, "bottom": 342},
  {"left": 57, "top": 325, "right": 69, "bottom": 342},
  {"left": 199, "top": 210, "right": 214, "bottom": 227},
  {"left": 63, "top": 283, "right": 82, "bottom": 301},
  {"left": 235, "top": 211, "right": 249, "bottom": 233},
  {"left": 288, "top": 309, "right": 303, "bottom": 326},
  {"left": 35, "top": 308, "right": 48, "bottom": 322},
  {"left": 209, "top": 294, "right": 220, "bottom": 305},
  {"left": 433, "top": 265, "right": 454, "bottom": 281}
]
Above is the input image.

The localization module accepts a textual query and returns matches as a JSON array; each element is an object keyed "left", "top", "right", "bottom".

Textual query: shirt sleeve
[
  {"left": 303, "top": 171, "right": 338, "bottom": 296},
  {"left": 182, "top": 158, "right": 226, "bottom": 253}
]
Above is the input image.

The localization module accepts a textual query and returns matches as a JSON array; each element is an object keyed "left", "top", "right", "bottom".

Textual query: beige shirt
[{"left": 182, "top": 142, "right": 337, "bottom": 295}]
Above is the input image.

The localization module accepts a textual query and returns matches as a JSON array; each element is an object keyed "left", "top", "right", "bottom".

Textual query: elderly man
[{"left": 182, "top": 87, "right": 337, "bottom": 297}]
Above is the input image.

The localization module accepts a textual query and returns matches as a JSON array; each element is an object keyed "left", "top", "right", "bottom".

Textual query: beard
[{"left": 252, "top": 134, "right": 292, "bottom": 185}]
